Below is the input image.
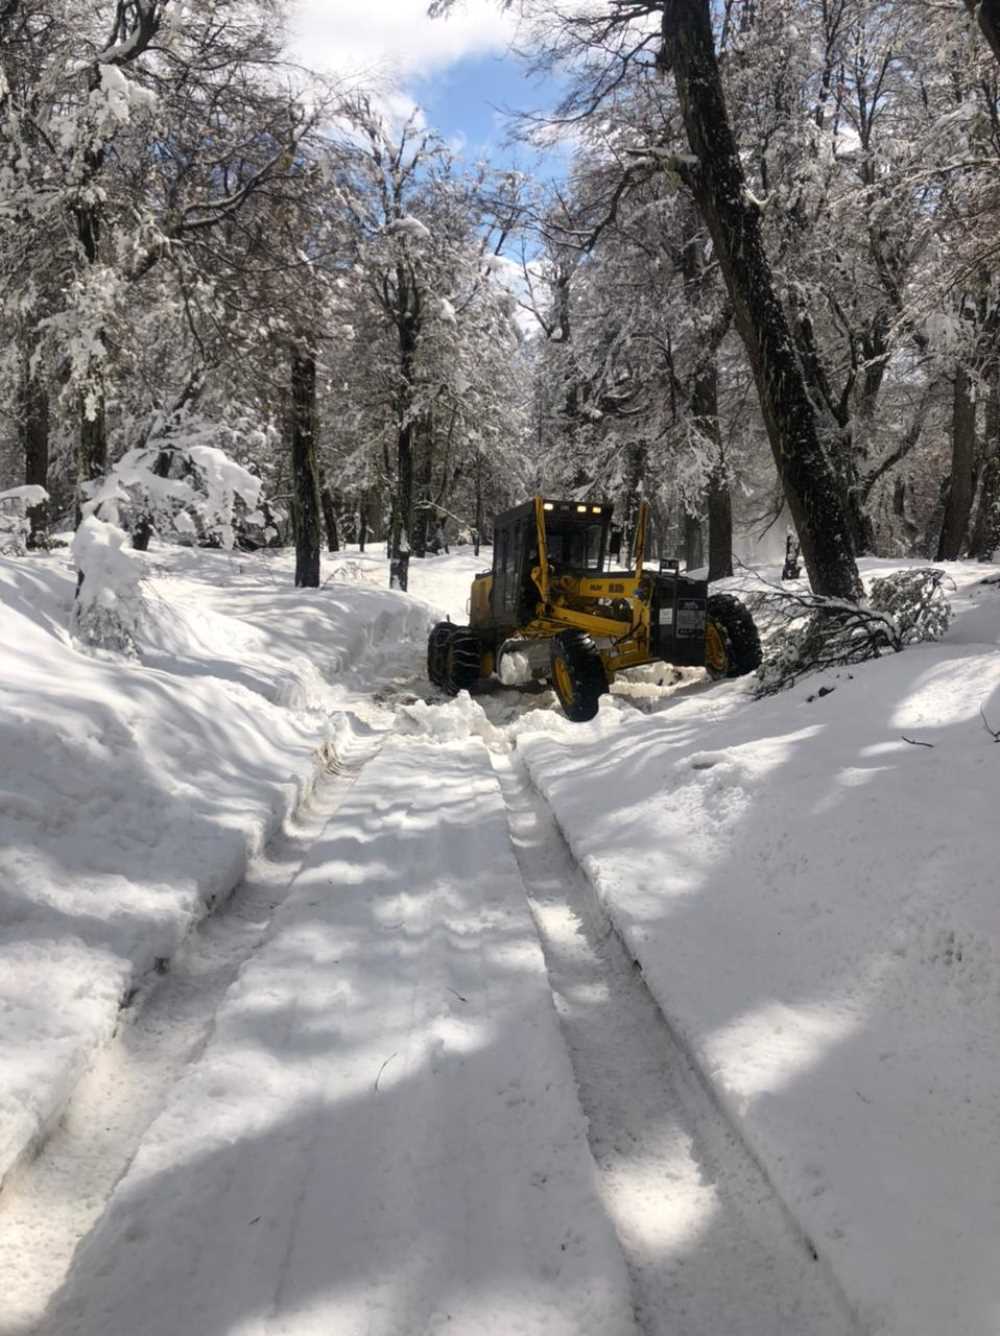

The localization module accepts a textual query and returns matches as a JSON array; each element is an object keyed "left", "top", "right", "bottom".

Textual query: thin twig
[
  {"left": 901, "top": 736, "right": 934, "bottom": 748},
  {"left": 981, "top": 707, "right": 1000, "bottom": 743},
  {"left": 374, "top": 1052, "right": 398, "bottom": 1093}
]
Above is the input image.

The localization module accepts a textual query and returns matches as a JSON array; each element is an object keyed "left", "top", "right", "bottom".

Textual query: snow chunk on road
[{"left": 47, "top": 739, "right": 637, "bottom": 1336}]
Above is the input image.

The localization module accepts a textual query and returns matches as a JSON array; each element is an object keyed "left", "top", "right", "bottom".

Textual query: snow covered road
[
  {"left": 5, "top": 546, "right": 1000, "bottom": 1335},
  {"left": 37, "top": 738, "right": 637, "bottom": 1336}
]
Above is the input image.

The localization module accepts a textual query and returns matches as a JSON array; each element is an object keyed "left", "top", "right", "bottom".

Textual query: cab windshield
[{"left": 544, "top": 521, "right": 607, "bottom": 572}]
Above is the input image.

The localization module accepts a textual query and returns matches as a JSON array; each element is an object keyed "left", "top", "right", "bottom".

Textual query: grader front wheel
[{"left": 549, "top": 630, "right": 609, "bottom": 722}]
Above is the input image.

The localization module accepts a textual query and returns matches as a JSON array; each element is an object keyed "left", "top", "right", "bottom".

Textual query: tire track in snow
[
  {"left": 493, "top": 750, "right": 861, "bottom": 1336},
  {"left": 0, "top": 740, "right": 379, "bottom": 1336}
]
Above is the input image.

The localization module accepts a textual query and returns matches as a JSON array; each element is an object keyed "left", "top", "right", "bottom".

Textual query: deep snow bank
[
  {"left": 518, "top": 560, "right": 1000, "bottom": 1336},
  {"left": 0, "top": 545, "right": 429, "bottom": 1189}
]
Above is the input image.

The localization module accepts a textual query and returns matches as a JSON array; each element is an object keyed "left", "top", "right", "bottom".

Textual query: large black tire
[
  {"left": 427, "top": 622, "right": 453, "bottom": 689},
  {"left": 549, "top": 630, "right": 609, "bottom": 722},
  {"left": 439, "top": 624, "right": 482, "bottom": 696},
  {"left": 705, "top": 594, "right": 762, "bottom": 679}
]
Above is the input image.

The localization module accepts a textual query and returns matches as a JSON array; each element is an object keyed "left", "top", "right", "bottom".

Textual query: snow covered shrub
[
  {"left": 83, "top": 417, "right": 264, "bottom": 550},
  {"left": 70, "top": 517, "right": 144, "bottom": 658},
  {"left": 867, "top": 567, "right": 952, "bottom": 646},
  {"left": 0, "top": 485, "right": 48, "bottom": 556},
  {"left": 755, "top": 568, "right": 950, "bottom": 696}
]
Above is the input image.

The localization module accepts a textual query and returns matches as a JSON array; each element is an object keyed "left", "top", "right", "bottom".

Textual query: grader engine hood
[{"left": 648, "top": 570, "right": 708, "bottom": 668}]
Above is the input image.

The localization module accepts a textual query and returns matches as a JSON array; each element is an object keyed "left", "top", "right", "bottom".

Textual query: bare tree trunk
[
  {"left": 688, "top": 355, "right": 733, "bottom": 579},
  {"left": 970, "top": 368, "right": 1000, "bottom": 559},
  {"left": 74, "top": 139, "right": 108, "bottom": 530},
  {"left": 622, "top": 440, "right": 647, "bottom": 555},
  {"left": 390, "top": 319, "right": 417, "bottom": 589},
  {"left": 319, "top": 475, "right": 339, "bottom": 553},
  {"left": 21, "top": 355, "right": 49, "bottom": 546},
  {"left": 411, "top": 414, "right": 433, "bottom": 558},
  {"left": 707, "top": 465, "right": 733, "bottom": 580},
  {"left": 290, "top": 346, "right": 322, "bottom": 588},
  {"left": 683, "top": 508, "right": 704, "bottom": 570},
  {"left": 660, "top": 0, "right": 862, "bottom": 599},
  {"left": 937, "top": 364, "right": 976, "bottom": 560}
]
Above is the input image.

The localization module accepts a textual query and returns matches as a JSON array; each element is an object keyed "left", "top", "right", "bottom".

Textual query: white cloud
[{"left": 287, "top": 1, "right": 519, "bottom": 83}]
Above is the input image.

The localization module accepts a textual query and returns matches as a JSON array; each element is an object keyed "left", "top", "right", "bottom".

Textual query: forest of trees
[{"left": 3, "top": 0, "right": 1000, "bottom": 596}]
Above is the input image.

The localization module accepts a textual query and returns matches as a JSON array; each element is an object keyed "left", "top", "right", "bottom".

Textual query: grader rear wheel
[
  {"left": 438, "top": 625, "right": 483, "bottom": 696},
  {"left": 705, "top": 594, "right": 762, "bottom": 680}
]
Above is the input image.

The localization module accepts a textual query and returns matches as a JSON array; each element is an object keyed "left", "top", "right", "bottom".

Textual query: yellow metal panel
[{"left": 469, "top": 573, "right": 493, "bottom": 628}]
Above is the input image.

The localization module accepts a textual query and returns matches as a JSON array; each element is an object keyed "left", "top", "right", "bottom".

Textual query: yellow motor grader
[{"left": 427, "top": 496, "right": 761, "bottom": 721}]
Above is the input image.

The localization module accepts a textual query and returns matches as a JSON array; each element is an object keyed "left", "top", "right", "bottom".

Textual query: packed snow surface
[{"left": 44, "top": 738, "right": 636, "bottom": 1336}]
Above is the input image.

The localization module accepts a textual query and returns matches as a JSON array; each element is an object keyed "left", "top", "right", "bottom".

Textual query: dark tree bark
[
  {"left": 707, "top": 465, "right": 733, "bottom": 580},
  {"left": 965, "top": 0, "right": 1000, "bottom": 68},
  {"left": 937, "top": 365, "right": 976, "bottom": 560},
  {"left": 411, "top": 413, "right": 433, "bottom": 558},
  {"left": 320, "top": 483, "right": 339, "bottom": 553},
  {"left": 474, "top": 451, "right": 483, "bottom": 558},
  {"left": 290, "top": 346, "right": 322, "bottom": 588},
  {"left": 683, "top": 508, "right": 704, "bottom": 570},
  {"left": 660, "top": 0, "right": 862, "bottom": 599},
  {"left": 622, "top": 440, "right": 647, "bottom": 555},
  {"left": 318, "top": 467, "right": 339, "bottom": 553},
  {"left": 390, "top": 312, "right": 418, "bottom": 583},
  {"left": 358, "top": 490, "right": 368, "bottom": 552},
  {"left": 21, "top": 356, "right": 49, "bottom": 546}
]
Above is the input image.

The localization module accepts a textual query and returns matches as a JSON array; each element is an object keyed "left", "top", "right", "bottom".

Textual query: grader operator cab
[{"left": 427, "top": 496, "right": 761, "bottom": 722}]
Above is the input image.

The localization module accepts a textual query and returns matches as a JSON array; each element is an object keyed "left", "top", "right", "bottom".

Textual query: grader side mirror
[{"left": 609, "top": 528, "right": 623, "bottom": 561}]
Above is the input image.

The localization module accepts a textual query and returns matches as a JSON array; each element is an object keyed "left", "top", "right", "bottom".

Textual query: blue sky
[
  {"left": 288, "top": 2, "right": 566, "bottom": 178},
  {"left": 410, "top": 51, "right": 563, "bottom": 170}
]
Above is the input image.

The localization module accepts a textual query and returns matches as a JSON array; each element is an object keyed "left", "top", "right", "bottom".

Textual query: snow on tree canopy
[
  {"left": 85, "top": 442, "right": 262, "bottom": 551},
  {"left": 384, "top": 215, "right": 432, "bottom": 242}
]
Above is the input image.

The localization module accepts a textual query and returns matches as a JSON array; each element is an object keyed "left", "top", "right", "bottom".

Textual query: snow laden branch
[
  {"left": 83, "top": 434, "right": 263, "bottom": 552},
  {"left": 755, "top": 568, "right": 952, "bottom": 696}
]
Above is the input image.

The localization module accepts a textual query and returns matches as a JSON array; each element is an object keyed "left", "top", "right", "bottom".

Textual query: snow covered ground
[
  {"left": 2, "top": 542, "right": 1000, "bottom": 1335},
  {"left": 0, "top": 543, "right": 429, "bottom": 1192},
  {"left": 518, "top": 561, "right": 1000, "bottom": 1336}
]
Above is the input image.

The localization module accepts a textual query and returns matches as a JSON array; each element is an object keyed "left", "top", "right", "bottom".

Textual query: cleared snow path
[
  {"left": 494, "top": 752, "right": 859, "bottom": 1336},
  {"left": 0, "top": 726, "right": 381, "bottom": 1336},
  {"left": 31, "top": 738, "right": 637, "bottom": 1336}
]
